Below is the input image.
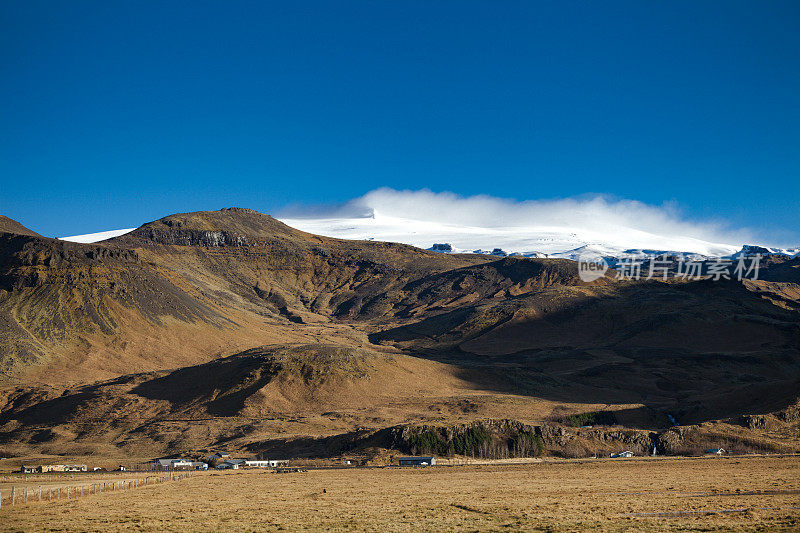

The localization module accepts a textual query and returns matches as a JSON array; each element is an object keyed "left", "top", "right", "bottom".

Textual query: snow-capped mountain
[
  {"left": 729, "top": 244, "right": 800, "bottom": 259},
  {"left": 279, "top": 210, "right": 757, "bottom": 259},
  {"left": 59, "top": 210, "right": 798, "bottom": 261}
]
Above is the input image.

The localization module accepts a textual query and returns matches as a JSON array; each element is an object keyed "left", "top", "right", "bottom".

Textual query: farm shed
[
  {"left": 155, "top": 458, "right": 194, "bottom": 469},
  {"left": 245, "top": 459, "right": 289, "bottom": 468},
  {"left": 244, "top": 460, "right": 270, "bottom": 468},
  {"left": 398, "top": 456, "right": 436, "bottom": 466},
  {"left": 37, "top": 464, "right": 67, "bottom": 473}
]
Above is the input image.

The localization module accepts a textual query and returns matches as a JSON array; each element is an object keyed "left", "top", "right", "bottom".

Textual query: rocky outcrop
[
  {"left": 376, "top": 419, "right": 655, "bottom": 459},
  {"left": 131, "top": 228, "right": 251, "bottom": 247},
  {"left": 376, "top": 417, "right": 797, "bottom": 459}
]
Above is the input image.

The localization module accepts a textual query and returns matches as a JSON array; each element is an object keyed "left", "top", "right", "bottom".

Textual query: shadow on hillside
[
  {"left": 0, "top": 371, "right": 150, "bottom": 429},
  {"left": 242, "top": 426, "right": 422, "bottom": 459},
  {"left": 0, "top": 390, "right": 102, "bottom": 427},
  {"left": 371, "top": 279, "right": 800, "bottom": 428},
  {"left": 131, "top": 353, "right": 280, "bottom": 417}
]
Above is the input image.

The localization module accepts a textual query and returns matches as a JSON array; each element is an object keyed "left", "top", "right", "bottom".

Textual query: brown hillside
[
  {"left": 0, "top": 215, "right": 42, "bottom": 237},
  {"left": 0, "top": 208, "right": 497, "bottom": 382},
  {"left": 0, "top": 208, "right": 799, "bottom": 461},
  {"left": 112, "top": 208, "right": 315, "bottom": 246}
]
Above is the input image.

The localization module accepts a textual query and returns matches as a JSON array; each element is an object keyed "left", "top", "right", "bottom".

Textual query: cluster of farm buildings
[
  {"left": 19, "top": 464, "right": 93, "bottom": 474},
  {"left": 18, "top": 455, "right": 438, "bottom": 474},
  {"left": 609, "top": 448, "right": 726, "bottom": 458},
  {"left": 155, "top": 452, "right": 289, "bottom": 471},
  {"left": 16, "top": 449, "right": 729, "bottom": 474}
]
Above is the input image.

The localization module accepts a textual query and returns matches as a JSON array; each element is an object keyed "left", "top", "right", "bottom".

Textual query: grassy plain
[{"left": 1, "top": 455, "right": 798, "bottom": 531}]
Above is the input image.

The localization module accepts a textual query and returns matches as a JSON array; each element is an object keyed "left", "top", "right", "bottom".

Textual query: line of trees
[{"left": 408, "top": 425, "right": 544, "bottom": 459}]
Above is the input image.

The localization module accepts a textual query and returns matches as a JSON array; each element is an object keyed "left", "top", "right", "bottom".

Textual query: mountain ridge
[
  {"left": 0, "top": 215, "right": 42, "bottom": 238},
  {"left": 1, "top": 207, "right": 799, "bottom": 461},
  {"left": 60, "top": 208, "right": 799, "bottom": 261}
]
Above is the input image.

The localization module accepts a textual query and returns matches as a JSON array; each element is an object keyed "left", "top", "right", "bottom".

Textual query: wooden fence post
[
  {"left": 24, "top": 487, "right": 28, "bottom": 503},
  {"left": 38, "top": 485, "right": 41, "bottom": 501},
  {"left": 11, "top": 486, "right": 15, "bottom": 506},
  {"left": 48, "top": 487, "right": 51, "bottom": 501}
]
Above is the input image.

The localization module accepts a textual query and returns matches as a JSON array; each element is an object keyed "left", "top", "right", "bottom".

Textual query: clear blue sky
[{"left": 1, "top": 1, "right": 798, "bottom": 242}]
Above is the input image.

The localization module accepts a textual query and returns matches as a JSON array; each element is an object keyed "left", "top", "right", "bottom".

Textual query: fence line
[{"left": 0, "top": 472, "right": 194, "bottom": 509}]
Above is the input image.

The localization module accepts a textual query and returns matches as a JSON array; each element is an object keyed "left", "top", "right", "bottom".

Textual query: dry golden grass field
[{"left": 0, "top": 456, "right": 798, "bottom": 531}]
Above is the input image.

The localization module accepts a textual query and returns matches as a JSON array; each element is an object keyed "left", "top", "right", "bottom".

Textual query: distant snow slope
[
  {"left": 59, "top": 228, "right": 136, "bottom": 243},
  {"left": 59, "top": 213, "right": 792, "bottom": 259},
  {"left": 279, "top": 210, "right": 743, "bottom": 258},
  {"left": 56, "top": 188, "right": 798, "bottom": 260}
]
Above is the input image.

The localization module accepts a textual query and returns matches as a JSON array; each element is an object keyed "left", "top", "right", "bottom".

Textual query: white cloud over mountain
[
  {"left": 61, "top": 188, "right": 793, "bottom": 258},
  {"left": 277, "top": 188, "right": 760, "bottom": 257}
]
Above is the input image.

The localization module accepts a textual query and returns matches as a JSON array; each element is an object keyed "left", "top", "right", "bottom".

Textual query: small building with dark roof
[{"left": 398, "top": 456, "right": 436, "bottom": 466}]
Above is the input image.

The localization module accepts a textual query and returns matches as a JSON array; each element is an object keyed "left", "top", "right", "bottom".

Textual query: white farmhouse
[
  {"left": 244, "top": 459, "right": 289, "bottom": 468},
  {"left": 610, "top": 451, "right": 634, "bottom": 458}
]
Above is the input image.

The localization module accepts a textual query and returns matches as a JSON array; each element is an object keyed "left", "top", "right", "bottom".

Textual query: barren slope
[
  {"left": 0, "top": 208, "right": 798, "bottom": 460},
  {"left": 0, "top": 215, "right": 41, "bottom": 237}
]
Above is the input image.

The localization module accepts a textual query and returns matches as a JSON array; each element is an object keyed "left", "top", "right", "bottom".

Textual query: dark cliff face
[
  {"left": 245, "top": 416, "right": 799, "bottom": 460},
  {"left": 0, "top": 233, "right": 140, "bottom": 291},
  {"left": 125, "top": 227, "right": 252, "bottom": 247},
  {"left": 388, "top": 419, "right": 655, "bottom": 458}
]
